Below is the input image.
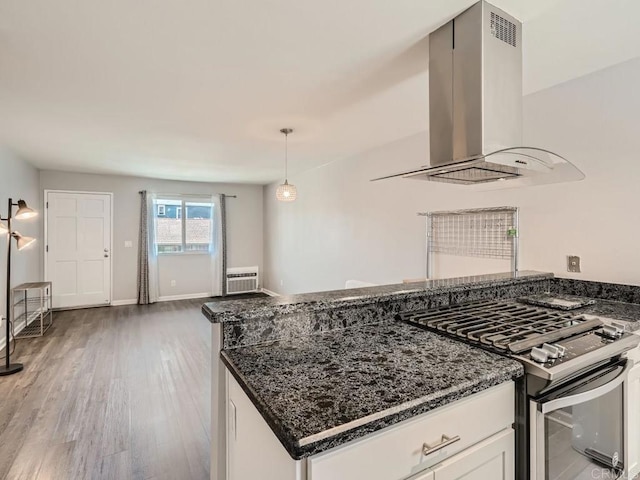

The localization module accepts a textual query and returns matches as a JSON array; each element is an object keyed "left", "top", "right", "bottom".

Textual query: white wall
[
  {"left": 264, "top": 59, "right": 640, "bottom": 294},
  {"left": 0, "top": 148, "right": 41, "bottom": 340},
  {"left": 39, "top": 171, "right": 263, "bottom": 302}
]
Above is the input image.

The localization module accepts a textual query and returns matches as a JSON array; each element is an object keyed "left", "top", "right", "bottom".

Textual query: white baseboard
[
  {"left": 157, "top": 292, "right": 211, "bottom": 302},
  {"left": 111, "top": 293, "right": 211, "bottom": 306},
  {"left": 261, "top": 288, "right": 280, "bottom": 297},
  {"left": 111, "top": 299, "right": 138, "bottom": 306}
]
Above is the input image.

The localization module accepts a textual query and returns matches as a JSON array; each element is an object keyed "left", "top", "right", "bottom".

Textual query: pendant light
[{"left": 276, "top": 128, "right": 297, "bottom": 202}]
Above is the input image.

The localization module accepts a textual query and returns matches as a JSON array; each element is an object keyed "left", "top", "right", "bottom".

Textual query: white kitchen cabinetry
[
  {"left": 406, "top": 470, "right": 434, "bottom": 480},
  {"left": 625, "top": 346, "right": 640, "bottom": 479},
  {"left": 429, "top": 428, "right": 514, "bottom": 480},
  {"left": 226, "top": 375, "right": 304, "bottom": 480},
  {"left": 226, "top": 371, "right": 515, "bottom": 480},
  {"left": 311, "top": 429, "right": 512, "bottom": 480}
]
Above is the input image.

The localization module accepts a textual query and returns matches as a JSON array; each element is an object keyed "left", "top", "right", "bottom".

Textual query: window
[{"left": 154, "top": 198, "right": 213, "bottom": 254}]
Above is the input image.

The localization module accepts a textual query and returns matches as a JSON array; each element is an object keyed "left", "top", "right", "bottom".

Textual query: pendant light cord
[
  {"left": 279, "top": 127, "right": 293, "bottom": 184},
  {"left": 284, "top": 131, "right": 289, "bottom": 180}
]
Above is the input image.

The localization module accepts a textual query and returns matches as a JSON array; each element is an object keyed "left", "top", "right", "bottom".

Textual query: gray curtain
[
  {"left": 137, "top": 191, "right": 150, "bottom": 304},
  {"left": 138, "top": 190, "right": 151, "bottom": 305},
  {"left": 220, "top": 194, "right": 228, "bottom": 296},
  {"left": 137, "top": 191, "right": 159, "bottom": 304}
]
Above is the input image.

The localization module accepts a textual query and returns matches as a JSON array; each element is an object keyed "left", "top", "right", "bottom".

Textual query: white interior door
[{"left": 46, "top": 191, "right": 112, "bottom": 309}]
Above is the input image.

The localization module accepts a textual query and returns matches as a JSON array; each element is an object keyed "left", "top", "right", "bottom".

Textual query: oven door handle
[{"left": 539, "top": 360, "right": 633, "bottom": 414}]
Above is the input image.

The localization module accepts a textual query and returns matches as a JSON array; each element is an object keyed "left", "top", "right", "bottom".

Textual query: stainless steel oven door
[{"left": 530, "top": 359, "right": 633, "bottom": 480}]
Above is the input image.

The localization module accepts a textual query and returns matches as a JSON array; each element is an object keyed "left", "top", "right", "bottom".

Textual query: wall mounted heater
[{"left": 226, "top": 267, "right": 259, "bottom": 295}]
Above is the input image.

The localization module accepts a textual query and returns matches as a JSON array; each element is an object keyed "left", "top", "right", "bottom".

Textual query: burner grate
[{"left": 398, "top": 300, "right": 600, "bottom": 354}]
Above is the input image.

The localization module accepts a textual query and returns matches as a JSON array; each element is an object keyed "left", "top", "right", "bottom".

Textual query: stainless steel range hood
[{"left": 372, "top": 1, "right": 584, "bottom": 186}]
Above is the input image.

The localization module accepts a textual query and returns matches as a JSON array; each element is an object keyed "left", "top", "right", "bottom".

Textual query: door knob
[
  {"left": 104, "top": 254, "right": 109, "bottom": 258},
  {"left": 104, "top": 248, "right": 109, "bottom": 252}
]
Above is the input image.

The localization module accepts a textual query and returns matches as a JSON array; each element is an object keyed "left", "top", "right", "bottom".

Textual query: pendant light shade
[
  {"left": 276, "top": 180, "right": 297, "bottom": 202},
  {"left": 276, "top": 128, "right": 297, "bottom": 202},
  {"left": 0, "top": 222, "right": 7, "bottom": 233}
]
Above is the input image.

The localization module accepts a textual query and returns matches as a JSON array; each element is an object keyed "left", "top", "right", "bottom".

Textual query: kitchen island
[
  {"left": 203, "top": 272, "right": 640, "bottom": 480},
  {"left": 204, "top": 271, "right": 551, "bottom": 480}
]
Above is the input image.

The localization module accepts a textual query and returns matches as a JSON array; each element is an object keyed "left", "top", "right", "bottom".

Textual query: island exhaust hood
[{"left": 372, "top": 1, "right": 584, "bottom": 186}]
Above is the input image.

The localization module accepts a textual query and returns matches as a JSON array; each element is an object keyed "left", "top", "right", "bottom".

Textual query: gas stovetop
[{"left": 398, "top": 300, "right": 640, "bottom": 381}]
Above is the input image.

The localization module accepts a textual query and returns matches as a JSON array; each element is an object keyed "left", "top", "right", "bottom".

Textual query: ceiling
[{"left": 0, "top": 0, "right": 638, "bottom": 184}]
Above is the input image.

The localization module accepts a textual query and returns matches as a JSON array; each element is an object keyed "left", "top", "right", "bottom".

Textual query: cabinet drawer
[
  {"left": 308, "top": 382, "right": 514, "bottom": 480},
  {"left": 430, "top": 428, "right": 514, "bottom": 480}
]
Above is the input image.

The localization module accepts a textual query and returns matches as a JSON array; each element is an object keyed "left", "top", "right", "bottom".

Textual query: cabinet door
[
  {"left": 432, "top": 429, "right": 514, "bottom": 480},
  {"left": 227, "top": 373, "right": 302, "bottom": 480},
  {"left": 405, "top": 470, "right": 434, "bottom": 480},
  {"left": 625, "top": 360, "right": 640, "bottom": 478}
]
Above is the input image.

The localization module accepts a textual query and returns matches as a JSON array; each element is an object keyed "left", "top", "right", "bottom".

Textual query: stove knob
[
  {"left": 531, "top": 347, "right": 549, "bottom": 364},
  {"left": 554, "top": 344, "right": 567, "bottom": 358},
  {"left": 541, "top": 343, "right": 560, "bottom": 359},
  {"left": 612, "top": 322, "right": 626, "bottom": 335},
  {"left": 602, "top": 324, "right": 624, "bottom": 339}
]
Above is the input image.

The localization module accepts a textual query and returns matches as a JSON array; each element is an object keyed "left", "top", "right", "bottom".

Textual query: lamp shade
[
  {"left": 276, "top": 181, "right": 297, "bottom": 202},
  {"left": 12, "top": 232, "right": 36, "bottom": 251},
  {"left": 0, "top": 222, "right": 7, "bottom": 233},
  {"left": 15, "top": 200, "right": 37, "bottom": 220}
]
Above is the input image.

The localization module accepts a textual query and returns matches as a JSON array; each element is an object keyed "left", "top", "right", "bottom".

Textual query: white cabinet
[
  {"left": 308, "top": 382, "right": 514, "bottom": 480},
  {"left": 430, "top": 428, "right": 514, "bottom": 480},
  {"left": 225, "top": 370, "right": 515, "bottom": 480},
  {"left": 406, "top": 470, "right": 435, "bottom": 480},
  {"left": 625, "top": 347, "right": 640, "bottom": 479},
  {"left": 227, "top": 374, "right": 303, "bottom": 480}
]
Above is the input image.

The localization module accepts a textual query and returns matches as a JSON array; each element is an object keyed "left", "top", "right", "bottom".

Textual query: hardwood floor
[{"left": 0, "top": 299, "right": 211, "bottom": 480}]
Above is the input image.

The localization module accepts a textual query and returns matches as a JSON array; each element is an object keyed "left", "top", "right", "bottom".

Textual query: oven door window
[{"left": 532, "top": 360, "right": 628, "bottom": 480}]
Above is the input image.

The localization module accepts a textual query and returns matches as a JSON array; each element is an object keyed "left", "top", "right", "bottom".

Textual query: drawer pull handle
[{"left": 422, "top": 434, "right": 461, "bottom": 456}]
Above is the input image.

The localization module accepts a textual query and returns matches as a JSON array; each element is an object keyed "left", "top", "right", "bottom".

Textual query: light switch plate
[
  {"left": 124, "top": 240, "right": 133, "bottom": 248},
  {"left": 567, "top": 255, "right": 581, "bottom": 273}
]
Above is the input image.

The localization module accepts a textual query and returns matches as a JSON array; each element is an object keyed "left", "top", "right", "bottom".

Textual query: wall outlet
[
  {"left": 567, "top": 255, "right": 581, "bottom": 273},
  {"left": 170, "top": 280, "right": 177, "bottom": 287},
  {"left": 280, "top": 279, "right": 284, "bottom": 287},
  {"left": 124, "top": 240, "right": 133, "bottom": 248}
]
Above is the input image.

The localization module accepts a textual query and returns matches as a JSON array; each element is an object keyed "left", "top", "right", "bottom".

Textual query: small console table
[{"left": 12, "top": 281, "right": 53, "bottom": 338}]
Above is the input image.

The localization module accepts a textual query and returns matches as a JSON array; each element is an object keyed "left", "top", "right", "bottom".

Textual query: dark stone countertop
[
  {"left": 548, "top": 279, "right": 640, "bottom": 331},
  {"left": 580, "top": 299, "right": 640, "bottom": 331},
  {"left": 221, "top": 320, "right": 524, "bottom": 460},
  {"left": 552, "top": 277, "right": 640, "bottom": 305},
  {"left": 203, "top": 270, "right": 552, "bottom": 323},
  {"left": 520, "top": 293, "right": 640, "bottom": 331}
]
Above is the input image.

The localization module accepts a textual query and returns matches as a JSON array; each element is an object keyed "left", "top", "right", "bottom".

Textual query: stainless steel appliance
[
  {"left": 372, "top": 1, "right": 584, "bottom": 187},
  {"left": 398, "top": 300, "right": 639, "bottom": 479}
]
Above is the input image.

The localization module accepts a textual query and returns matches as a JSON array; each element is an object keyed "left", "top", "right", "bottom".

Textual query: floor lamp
[{"left": 0, "top": 198, "right": 37, "bottom": 376}]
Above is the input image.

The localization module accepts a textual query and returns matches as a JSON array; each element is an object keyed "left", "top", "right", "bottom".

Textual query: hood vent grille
[
  {"left": 490, "top": 12, "right": 517, "bottom": 47},
  {"left": 431, "top": 165, "right": 520, "bottom": 184}
]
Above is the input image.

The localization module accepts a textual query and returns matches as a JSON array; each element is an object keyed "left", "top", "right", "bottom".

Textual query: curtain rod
[{"left": 138, "top": 191, "right": 237, "bottom": 198}]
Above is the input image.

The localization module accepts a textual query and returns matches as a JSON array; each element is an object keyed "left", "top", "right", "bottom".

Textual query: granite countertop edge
[
  {"left": 203, "top": 271, "right": 553, "bottom": 323},
  {"left": 221, "top": 347, "right": 524, "bottom": 460}
]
